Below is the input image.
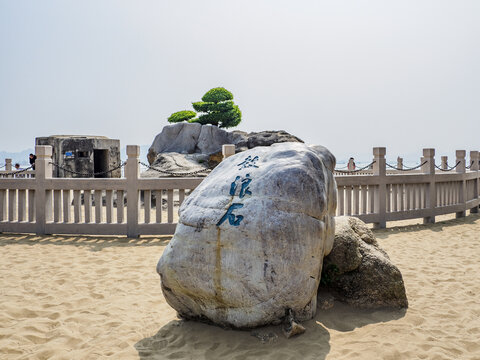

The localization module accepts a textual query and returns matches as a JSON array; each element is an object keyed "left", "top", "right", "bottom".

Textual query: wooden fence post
[
  {"left": 470, "top": 151, "right": 479, "bottom": 214},
  {"left": 456, "top": 150, "right": 466, "bottom": 218},
  {"left": 222, "top": 144, "right": 235, "bottom": 160},
  {"left": 420, "top": 156, "right": 427, "bottom": 173},
  {"left": 35, "top": 145, "right": 53, "bottom": 235},
  {"left": 126, "top": 145, "right": 140, "bottom": 238},
  {"left": 423, "top": 148, "right": 435, "bottom": 224},
  {"left": 373, "top": 147, "right": 386, "bottom": 229},
  {"left": 471, "top": 151, "right": 480, "bottom": 171}
]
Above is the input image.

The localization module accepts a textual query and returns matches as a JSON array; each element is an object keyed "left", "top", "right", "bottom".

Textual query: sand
[{"left": 1, "top": 214, "right": 479, "bottom": 359}]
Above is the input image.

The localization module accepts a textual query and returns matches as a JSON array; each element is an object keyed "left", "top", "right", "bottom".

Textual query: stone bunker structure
[{"left": 35, "top": 135, "right": 121, "bottom": 178}]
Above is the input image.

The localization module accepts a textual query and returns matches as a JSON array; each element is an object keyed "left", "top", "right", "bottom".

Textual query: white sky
[{"left": 1, "top": 0, "right": 479, "bottom": 163}]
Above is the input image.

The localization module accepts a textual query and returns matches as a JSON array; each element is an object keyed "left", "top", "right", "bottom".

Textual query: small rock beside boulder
[{"left": 320, "top": 216, "right": 408, "bottom": 309}]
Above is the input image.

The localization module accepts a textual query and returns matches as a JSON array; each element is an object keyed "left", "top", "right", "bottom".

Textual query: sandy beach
[{"left": 1, "top": 213, "right": 479, "bottom": 359}]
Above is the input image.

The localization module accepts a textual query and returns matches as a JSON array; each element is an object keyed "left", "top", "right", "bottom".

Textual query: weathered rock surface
[
  {"left": 147, "top": 123, "right": 303, "bottom": 165},
  {"left": 320, "top": 216, "right": 408, "bottom": 309},
  {"left": 157, "top": 142, "right": 337, "bottom": 328},
  {"left": 147, "top": 122, "right": 202, "bottom": 163},
  {"left": 197, "top": 125, "right": 237, "bottom": 154},
  {"left": 232, "top": 130, "right": 304, "bottom": 152},
  {"left": 141, "top": 153, "right": 211, "bottom": 178}
]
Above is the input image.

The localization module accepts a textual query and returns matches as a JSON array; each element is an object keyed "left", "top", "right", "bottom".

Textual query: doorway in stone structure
[{"left": 93, "top": 149, "right": 109, "bottom": 178}]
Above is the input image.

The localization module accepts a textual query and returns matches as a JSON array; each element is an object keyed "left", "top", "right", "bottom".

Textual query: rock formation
[
  {"left": 157, "top": 142, "right": 337, "bottom": 328},
  {"left": 320, "top": 216, "right": 408, "bottom": 309},
  {"left": 145, "top": 123, "right": 303, "bottom": 177},
  {"left": 147, "top": 123, "right": 237, "bottom": 163},
  {"left": 231, "top": 130, "right": 304, "bottom": 152},
  {"left": 141, "top": 153, "right": 211, "bottom": 178}
]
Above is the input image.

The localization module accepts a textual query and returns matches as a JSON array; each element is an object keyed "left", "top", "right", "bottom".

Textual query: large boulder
[
  {"left": 320, "top": 216, "right": 408, "bottom": 309},
  {"left": 157, "top": 142, "right": 337, "bottom": 328},
  {"left": 148, "top": 122, "right": 202, "bottom": 163},
  {"left": 196, "top": 125, "right": 236, "bottom": 154},
  {"left": 147, "top": 123, "right": 303, "bottom": 165}
]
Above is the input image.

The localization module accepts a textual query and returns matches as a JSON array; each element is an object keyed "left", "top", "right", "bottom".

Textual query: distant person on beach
[
  {"left": 347, "top": 157, "right": 356, "bottom": 171},
  {"left": 29, "top": 154, "right": 36, "bottom": 170}
]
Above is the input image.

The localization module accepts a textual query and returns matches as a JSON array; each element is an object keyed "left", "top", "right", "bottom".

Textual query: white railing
[
  {"left": 335, "top": 148, "right": 480, "bottom": 228},
  {"left": 0, "top": 145, "right": 203, "bottom": 237},
  {"left": 1, "top": 146, "right": 479, "bottom": 235},
  {"left": 0, "top": 159, "right": 36, "bottom": 178}
]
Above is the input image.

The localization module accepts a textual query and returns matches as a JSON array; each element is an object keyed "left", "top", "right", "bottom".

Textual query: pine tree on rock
[
  {"left": 192, "top": 87, "right": 242, "bottom": 129},
  {"left": 167, "top": 110, "right": 197, "bottom": 124},
  {"left": 166, "top": 87, "right": 242, "bottom": 129}
]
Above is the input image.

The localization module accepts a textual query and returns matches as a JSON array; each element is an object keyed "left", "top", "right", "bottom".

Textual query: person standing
[
  {"left": 347, "top": 157, "right": 356, "bottom": 171},
  {"left": 29, "top": 153, "right": 36, "bottom": 170}
]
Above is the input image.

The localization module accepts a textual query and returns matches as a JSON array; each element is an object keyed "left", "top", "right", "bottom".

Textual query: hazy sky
[{"left": 1, "top": 0, "right": 479, "bottom": 162}]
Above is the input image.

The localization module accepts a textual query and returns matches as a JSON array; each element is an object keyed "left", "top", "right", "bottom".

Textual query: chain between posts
[
  {"left": 334, "top": 161, "right": 376, "bottom": 174},
  {"left": 49, "top": 162, "right": 126, "bottom": 177},
  {"left": 0, "top": 165, "right": 34, "bottom": 176},
  {"left": 139, "top": 161, "right": 213, "bottom": 177},
  {"left": 434, "top": 161, "right": 461, "bottom": 171},
  {"left": 465, "top": 160, "right": 475, "bottom": 170},
  {"left": 386, "top": 161, "right": 427, "bottom": 171}
]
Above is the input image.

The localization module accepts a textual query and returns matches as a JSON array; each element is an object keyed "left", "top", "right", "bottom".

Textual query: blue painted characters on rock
[
  {"left": 229, "top": 174, "right": 252, "bottom": 198},
  {"left": 216, "top": 203, "right": 245, "bottom": 226},
  {"left": 217, "top": 156, "right": 259, "bottom": 227},
  {"left": 237, "top": 155, "right": 259, "bottom": 170}
]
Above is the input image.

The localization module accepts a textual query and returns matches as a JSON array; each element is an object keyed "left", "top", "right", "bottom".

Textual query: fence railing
[
  {"left": 0, "top": 159, "right": 36, "bottom": 178},
  {"left": 1, "top": 145, "right": 479, "bottom": 236},
  {"left": 0, "top": 145, "right": 203, "bottom": 237},
  {"left": 335, "top": 148, "right": 480, "bottom": 228}
]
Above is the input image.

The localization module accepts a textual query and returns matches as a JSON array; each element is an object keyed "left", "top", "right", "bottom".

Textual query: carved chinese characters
[
  {"left": 157, "top": 142, "right": 337, "bottom": 328},
  {"left": 217, "top": 157, "right": 257, "bottom": 227}
]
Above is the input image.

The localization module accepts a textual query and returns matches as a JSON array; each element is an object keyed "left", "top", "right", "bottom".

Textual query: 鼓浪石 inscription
[
  {"left": 157, "top": 143, "right": 337, "bottom": 329},
  {"left": 217, "top": 157, "right": 258, "bottom": 227}
]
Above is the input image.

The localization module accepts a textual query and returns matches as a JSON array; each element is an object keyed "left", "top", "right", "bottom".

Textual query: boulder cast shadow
[
  {"left": 135, "top": 317, "right": 331, "bottom": 360},
  {"left": 135, "top": 301, "right": 406, "bottom": 359},
  {"left": 0, "top": 233, "right": 171, "bottom": 251},
  {"left": 315, "top": 301, "right": 406, "bottom": 332},
  {"left": 374, "top": 213, "right": 479, "bottom": 239}
]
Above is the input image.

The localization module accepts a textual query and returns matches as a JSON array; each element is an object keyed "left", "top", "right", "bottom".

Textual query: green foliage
[
  {"left": 167, "top": 87, "right": 241, "bottom": 129},
  {"left": 320, "top": 264, "right": 339, "bottom": 287},
  {"left": 201, "top": 87, "right": 233, "bottom": 103},
  {"left": 192, "top": 100, "right": 235, "bottom": 113},
  {"left": 194, "top": 105, "right": 242, "bottom": 128},
  {"left": 168, "top": 110, "right": 197, "bottom": 123}
]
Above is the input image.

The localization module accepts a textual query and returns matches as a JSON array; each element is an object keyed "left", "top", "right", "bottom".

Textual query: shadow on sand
[
  {"left": 373, "top": 213, "right": 479, "bottom": 239},
  {"left": 0, "top": 233, "right": 171, "bottom": 251},
  {"left": 135, "top": 301, "right": 405, "bottom": 360}
]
